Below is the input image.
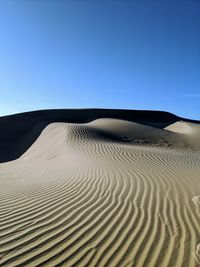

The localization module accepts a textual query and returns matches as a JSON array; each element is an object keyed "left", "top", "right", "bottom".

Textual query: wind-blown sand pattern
[{"left": 0, "top": 114, "right": 200, "bottom": 267}]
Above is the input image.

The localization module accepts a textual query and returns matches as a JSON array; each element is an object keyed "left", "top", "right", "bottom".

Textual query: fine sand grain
[{"left": 0, "top": 116, "right": 200, "bottom": 267}]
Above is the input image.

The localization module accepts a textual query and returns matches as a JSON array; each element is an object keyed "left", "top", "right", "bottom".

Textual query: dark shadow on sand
[{"left": 0, "top": 109, "right": 199, "bottom": 163}]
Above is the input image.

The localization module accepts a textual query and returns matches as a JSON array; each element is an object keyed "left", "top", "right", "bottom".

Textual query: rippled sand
[{"left": 0, "top": 119, "right": 200, "bottom": 267}]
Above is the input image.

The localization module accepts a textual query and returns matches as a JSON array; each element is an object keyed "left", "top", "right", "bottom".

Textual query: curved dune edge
[
  {"left": 0, "top": 119, "right": 200, "bottom": 267},
  {"left": 165, "top": 121, "right": 200, "bottom": 134},
  {"left": 165, "top": 121, "right": 200, "bottom": 149},
  {"left": 0, "top": 108, "right": 200, "bottom": 163}
]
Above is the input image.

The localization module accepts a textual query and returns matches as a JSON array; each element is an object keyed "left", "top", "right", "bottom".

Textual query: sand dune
[
  {"left": 0, "top": 108, "right": 198, "bottom": 163},
  {"left": 165, "top": 121, "right": 200, "bottom": 134},
  {"left": 0, "top": 110, "right": 200, "bottom": 267},
  {"left": 165, "top": 121, "right": 200, "bottom": 149}
]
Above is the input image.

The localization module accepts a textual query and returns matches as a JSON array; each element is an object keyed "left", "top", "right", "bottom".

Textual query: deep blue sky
[{"left": 0, "top": 1, "right": 200, "bottom": 119}]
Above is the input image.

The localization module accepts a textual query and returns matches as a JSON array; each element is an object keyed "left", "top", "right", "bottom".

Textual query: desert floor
[{"left": 0, "top": 118, "right": 200, "bottom": 267}]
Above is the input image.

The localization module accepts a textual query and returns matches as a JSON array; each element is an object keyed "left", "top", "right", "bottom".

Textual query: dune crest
[
  {"left": 165, "top": 121, "right": 200, "bottom": 148},
  {"left": 165, "top": 121, "right": 200, "bottom": 134}
]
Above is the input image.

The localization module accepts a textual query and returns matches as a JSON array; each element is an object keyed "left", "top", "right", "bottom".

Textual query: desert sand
[{"left": 0, "top": 109, "right": 200, "bottom": 267}]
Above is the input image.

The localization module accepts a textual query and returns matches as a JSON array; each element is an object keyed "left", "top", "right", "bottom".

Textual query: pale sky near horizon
[{"left": 0, "top": 0, "right": 200, "bottom": 119}]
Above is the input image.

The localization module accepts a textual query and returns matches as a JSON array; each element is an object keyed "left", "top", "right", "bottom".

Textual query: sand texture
[{"left": 0, "top": 111, "right": 200, "bottom": 267}]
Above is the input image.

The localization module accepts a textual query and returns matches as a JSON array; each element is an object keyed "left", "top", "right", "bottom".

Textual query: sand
[{"left": 0, "top": 111, "right": 200, "bottom": 267}]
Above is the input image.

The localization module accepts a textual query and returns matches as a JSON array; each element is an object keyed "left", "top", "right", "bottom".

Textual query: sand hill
[{"left": 0, "top": 109, "right": 200, "bottom": 267}]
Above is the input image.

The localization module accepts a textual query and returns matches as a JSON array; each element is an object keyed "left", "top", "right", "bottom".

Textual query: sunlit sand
[{"left": 0, "top": 110, "right": 200, "bottom": 267}]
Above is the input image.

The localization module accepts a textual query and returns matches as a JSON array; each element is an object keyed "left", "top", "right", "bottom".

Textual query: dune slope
[
  {"left": 0, "top": 108, "right": 199, "bottom": 163},
  {"left": 0, "top": 117, "right": 200, "bottom": 267}
]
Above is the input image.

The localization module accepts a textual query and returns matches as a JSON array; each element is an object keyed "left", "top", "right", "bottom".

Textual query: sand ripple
[{"left": 0, "top": 120, "right": 200, "bottom": 266}]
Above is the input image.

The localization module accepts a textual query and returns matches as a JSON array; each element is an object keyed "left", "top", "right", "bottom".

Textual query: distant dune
[{"left": 0, "top": 109, "right": 200, "bottom": 267}]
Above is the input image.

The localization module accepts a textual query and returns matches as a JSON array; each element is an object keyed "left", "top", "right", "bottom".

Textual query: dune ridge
[
  {"left": 0, "top": 109, "right": 199, "bottom": 163},
  {"left": 0, "top": 111, "right": 200, "bottom": 266}
]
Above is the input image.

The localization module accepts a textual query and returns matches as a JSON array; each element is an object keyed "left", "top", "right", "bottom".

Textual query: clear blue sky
[{"left": 0, "top": 0, "right": 199, "bottom": 119}]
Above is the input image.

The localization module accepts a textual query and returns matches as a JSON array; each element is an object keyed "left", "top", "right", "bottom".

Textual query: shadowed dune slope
[
  {"left": 0, "top": 109, "right": 199, "bottom": 163},
  {"left": 0, "top": 116, "right": 200, "bottom": 266}
]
